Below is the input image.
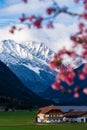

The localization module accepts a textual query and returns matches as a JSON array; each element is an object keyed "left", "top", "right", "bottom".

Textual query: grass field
[{"left": 0, "top": 110, "right": 87, "bottom": 130}]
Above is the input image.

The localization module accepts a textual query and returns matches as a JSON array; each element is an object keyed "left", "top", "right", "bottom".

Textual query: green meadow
[{"left": 0, "top": 110, "right": 87, "bottom": 130}]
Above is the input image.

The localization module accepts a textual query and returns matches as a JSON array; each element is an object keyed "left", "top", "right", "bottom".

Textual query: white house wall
[
  {"left": 37, "top": 114, "right": 63, "bottom": 123},
  {"left": 37, "top": 114, "right": 45, "bottom": 122},
  {"left": 77, "top": 117, "right": 87, "bottom": 122},
  {"left": 64, "top": 116, "right": 87, "bottom": 122},
  {"left": 64, "top": 117, "right": 77, "bottom": 122}
]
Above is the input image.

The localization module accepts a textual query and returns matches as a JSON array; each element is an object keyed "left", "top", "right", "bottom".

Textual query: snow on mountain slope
[
  {"left": 0, "top": 40, "right": 55, "bottom": 93},
  {"left": 0, "top": 39, "right": 85, "bottom": 68},
  {"left": 24, "top": 63, "right": 40, "bottom": 74},
  {"left": 0, "top": 40, "right": 54, "bottom": 64},
  {"left": 0, "top": 40, "right": 85, "bottom": 94}
]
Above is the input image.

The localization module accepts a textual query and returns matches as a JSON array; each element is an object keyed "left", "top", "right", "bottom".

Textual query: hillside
[{"left": 0, "top": 60, "right": 53, "bottom": 108}]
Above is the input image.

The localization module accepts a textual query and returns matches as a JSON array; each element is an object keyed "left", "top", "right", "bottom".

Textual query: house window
[
  {"left": 50, "top": 114, "right": 52, "bottom": 117},
  {"left": 45, "top": 115, "right": 49, "bottom": 117},
  {"left": 86, "top": 118, "right": 87, "bottom": 122},
  {"left": 81, "top": 118, "right": 84, "bottom": 122},
  {"left": 59, "top": 114, "right": 63, "bottom": 117},
  {"left": 56, "top": 119, "right": 58, "bottom": 122},
  {"left": 53, "top": 119, "right": 55, "bottom": 122}
]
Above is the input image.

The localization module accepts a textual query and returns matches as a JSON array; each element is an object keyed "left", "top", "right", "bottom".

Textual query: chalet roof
[
  {"left": 37, "top": 105, "right": 63, "bottom": 114},
  {"left": 64, "top": 110, "right": 87, "bottom": 118}
]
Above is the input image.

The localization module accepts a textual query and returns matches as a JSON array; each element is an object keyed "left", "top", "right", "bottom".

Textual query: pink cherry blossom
[
  {"left": 66, "top": 78, "right": 74, "bottom": 86},
  {"left": 83, "top": 87, "right": 87, "bottom": 95},
  {"left": 82, "top": 64, "right": 87, "bottom": 74},
  {"left": 82, "top": 13, "right": 87, "bottom": 20},
  {"left": 74, "top": 86, "right": 80, "bottom": 92},
  {"left": 68, "top": 72, "right": 75, "bottom": 79},
  {"left": 49, "top": 61, "right": 57, "bottom": 71},
  {"left": 79, "top": 72, "right": 86, "bottom": 80},
  {"left": 74, "top": 0, "right": 79, "bottom": 3},
  {"left": 78, "top": 23, "right": 84, "bottom": 30},
  {"left": 84, "top": 3, "right": 87, "bottom": 9},
  {"left": 51, "top": 83, "right": 62, "bottom": 90},
  {"left": 56, "top": 75, "right": 61, "bottom": 83},
  {"left": 74, "top": 92, "right": 79, "bottom": 98}
]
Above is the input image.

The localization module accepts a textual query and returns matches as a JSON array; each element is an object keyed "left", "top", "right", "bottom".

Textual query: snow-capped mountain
[
  {"left": 63, "top": 56, "right": 86, "bottom": 69},
  {"left": 0, "top": 40, "right": 54, "bottom": 64},
  {"left": 0, "top": 40, "right": 85, "bottom": 95},
  {"left": 0, "top": 40, "right": 55, "bottom": 94}
]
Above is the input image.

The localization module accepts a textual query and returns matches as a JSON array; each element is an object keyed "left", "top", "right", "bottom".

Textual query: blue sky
[
  {"left": 0, "top": 0, "right": 83, "bottom": 51},
  {"left": 0, "top": 0, "right": 82, "bottom": 27},
  {"left": 0, "top": 0, "right": 22, "bottom": 27}
]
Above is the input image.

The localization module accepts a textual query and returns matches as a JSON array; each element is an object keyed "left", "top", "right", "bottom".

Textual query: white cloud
[
  {"left": 0, "top": 0, "right": 81, "bottom": 18},
  {"left": 0, "top": 22, "right": 78, "bottom": 52},
  {"left": 0, "top": 0, "right": 52, "bottom": 17},
  {"left": 0, "top": 0, "right": 82, "bottom": 52}
]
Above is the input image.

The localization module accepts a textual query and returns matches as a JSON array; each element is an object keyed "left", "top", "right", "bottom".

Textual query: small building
[
  {"left": 36, "top": 105, "right": 64, "bottom": 123},
  {"left": 64, "top": 110, "right": 87, "bottom": 122}
]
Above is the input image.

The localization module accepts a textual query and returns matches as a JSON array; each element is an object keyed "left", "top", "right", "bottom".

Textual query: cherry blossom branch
[{"left": 9, "top": 0, "right": 87, "bottom": 98}]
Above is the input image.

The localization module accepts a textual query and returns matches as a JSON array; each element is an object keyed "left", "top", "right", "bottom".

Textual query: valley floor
[
  {"left": 0, "top": 110, "right": 87, "bottom": 130},
  {"left": 0, "top": 124, "right": 87, "bottom": 130}
]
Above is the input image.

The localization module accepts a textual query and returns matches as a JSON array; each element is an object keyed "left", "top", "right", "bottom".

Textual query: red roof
[
  {"left": 37, "top": 105, "right": 63, "bottom": 114},
  {"left": 64, "top": 110, "right": 87, "bottom": 118}
]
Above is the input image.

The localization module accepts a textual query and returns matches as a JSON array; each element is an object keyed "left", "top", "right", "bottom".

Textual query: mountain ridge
[{"left": 0, "top": 40, "right": 54, "bottom": 64}]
